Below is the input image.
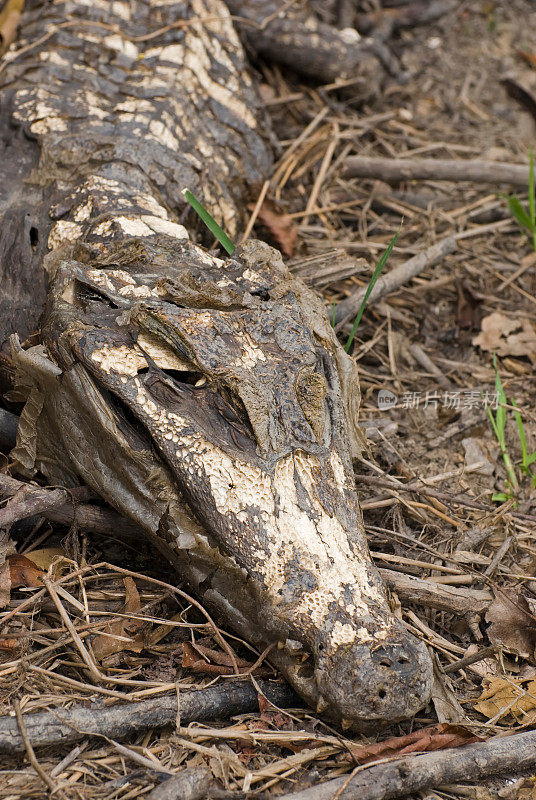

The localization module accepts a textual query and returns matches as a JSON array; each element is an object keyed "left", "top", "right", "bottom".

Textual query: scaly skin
[{"left": 5, "top": 0, "right": 432, "bottom": 724}]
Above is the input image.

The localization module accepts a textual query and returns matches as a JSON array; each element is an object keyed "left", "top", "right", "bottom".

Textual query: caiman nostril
[{"left": 373, "top": 645, "right": 414, "bottom": 674}]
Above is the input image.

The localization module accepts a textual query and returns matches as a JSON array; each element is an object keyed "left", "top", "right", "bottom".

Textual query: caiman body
[{"left": 3, "top": 0, "right": 433, "bottom": 724}]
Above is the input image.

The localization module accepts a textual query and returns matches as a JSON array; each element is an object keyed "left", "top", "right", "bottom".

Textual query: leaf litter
[{"left": 3, "top": 4, "right": 536, "bottom": 799}]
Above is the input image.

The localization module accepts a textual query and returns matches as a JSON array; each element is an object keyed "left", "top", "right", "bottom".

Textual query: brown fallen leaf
[
  {"left": 344, "top": 723, "right": 484, "bottom": 765},
  {"left": 182, "top": 641, "right": 271, "bottom": 677},
  {"left": 472, "top": 312, "right": 536, "bottom": 363},
  {"left": 92, "top": 577, "right": 145, "bottom": 660},
  {"left": 8, "top": 553, "right": 44, "bottom": 588},
  {"left": 21, "top": 547, "right": 66, "bottom": 571},
  {"left": 256, "top": 692, "right": 293, "bottom": 730},
  {"left": 19, "top": 547, "right": 68, "bottom": 581},
  {"left": 475, "top": 676, "right": 536, "bottom": 723},
  {"left": 191, "top": 641, "right": 249, "bottom": 669},
  {"left": 456, "top": 279, "right": 482, "bottom": 330},
  {"left": 182, "top": 641, "right": 234, "bottom": 675},
  {"left": 0, "top": 560, "right": 10, "bottom": 610},
  {"left": 0, "top": 637, "right": 20, "bottom": 651},
  {"left": 431, "top": 656, "right": 466, "bottom": 724},
  {"left": 0, "top": 531, "right": 15, "bottom": 609},
  {"left": 485, "top": 590, "right": 536, "bottom": 661},
  {"left": 518, "top": 49, "right": 536, "bottom": 69},
  {"left": 0, "top": 0, "right": 24, "bottom": 53},
  {"left": 247, "top": 198, "right": 297, "bottom": 257}
]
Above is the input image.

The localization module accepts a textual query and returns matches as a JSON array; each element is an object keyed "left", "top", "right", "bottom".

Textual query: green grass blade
[
  {"left": 183, "top": 189, "right": 235, "bottom": 255},
  {"left": 493, "top": 355, "right": 507, "bottom": 449},
  {"left": 492, "top": 492, "right": 511, "bottom": 503},
  {"left": 512, "top": 398, "right": 536, "bottom": 473},
  {"left": 530, "top": 148, "right": 536, "bottom": 251},
  {"left": 345, "top": 229, "right": 400, "bottom": 353},
  {"left": 487, "top": 405, "right": 500, "bottom": 443},
  {"left": 507, "top": 195, "right": 532, "bottom": 231},
  {"left": 512, "top": 399, "right": 528, "bottom": 467}
]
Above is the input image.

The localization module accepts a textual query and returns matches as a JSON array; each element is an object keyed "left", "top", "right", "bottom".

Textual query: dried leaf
[
  {"left": 462, "top": 437, "right": 500, "bottom": 476},
  {"left": 518, "top": 49, "right": 536, "bottom": 69},
  {"left": 472, "top": 312, "right": 536, "bottom": 363},
  {"left": 22, "top": 547, "right": 66, "bottom": 571},
  {"left": 92, "top": 577, "right": 145, "bottom": 660},
  {"left": 0, "top": 560, "right": 10, "bottom": 609},
  {"left": 182, "top": 641, "right": 233, "bottom": 675},
  {"left": 431, "top": 657, "right": 466, "bottom": 723},
  {"left": 0, "top": 531, "right": 16, "bottom": 608},
  {"left": 456, "top": 279, "right": 482, "bottom": 330},
  {"left": 475, "top": 676, "right": 536, "bottom": 723},
  {"left": 0, "top": 637, "right": 20, "bottom": 651},
  {"left": 8, "top": 553, "right": 44, "bottom": 588},
  {"left": 345, "top": 723, "right": 484, "bottom": 765},
  {"left": 0, "top": 0, "right": 24, "bottom": 53},
  {"left": 9, "top": 384, "right": 44, "bottom": 474},
  {"left": 191, "top": 642, "right": 249, "bottom": 669},
  {"left": 485, "top": 590, "right": 536, "bottom": 660},
  {"left": 182, "top": 642, "right": 270, "bottom": 676},
  {"left": 247, "top": 199, "right": 297, "bottom": 257},
  {"left": 255, "top": 693, "right": 292, "bottom": 729}
]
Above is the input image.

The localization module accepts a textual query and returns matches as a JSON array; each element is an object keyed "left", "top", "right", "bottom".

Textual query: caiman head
[{"left": 13, "top": 235, "right": 433, "bottom": 725}]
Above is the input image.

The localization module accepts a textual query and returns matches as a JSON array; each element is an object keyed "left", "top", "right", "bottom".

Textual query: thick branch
[
  {"left": 277, "top": 730, "right": 536, "bottom": 800},
  {"left": 0, "top": 680, "right": 300, "bottom": 755}
]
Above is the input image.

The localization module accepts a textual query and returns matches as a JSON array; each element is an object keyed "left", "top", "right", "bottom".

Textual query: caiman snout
[{"left": 315, "top": 629, "right": 433, "bottom": 723}]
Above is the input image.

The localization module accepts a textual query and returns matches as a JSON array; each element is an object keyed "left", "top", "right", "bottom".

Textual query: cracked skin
[{"left": 4, "top": 0, "right": 433, "bottom": 726}]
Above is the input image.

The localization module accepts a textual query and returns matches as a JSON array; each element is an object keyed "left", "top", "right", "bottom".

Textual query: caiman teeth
[{"left": 341, "top": 718, "right": 353, "bottom": 730}]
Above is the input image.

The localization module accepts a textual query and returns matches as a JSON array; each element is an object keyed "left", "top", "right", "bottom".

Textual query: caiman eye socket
[
  {"left": 77, "top": 284, "right": 118, "bottom": 309},
  {"left": 160, "top": 368, "right": 206, "bottom": 387},
  {"left": 250, "top": 287, "right": 270, "bottom": 301},
  {"left": 106, "top": 391, "right": 151, "bottom": 445}
]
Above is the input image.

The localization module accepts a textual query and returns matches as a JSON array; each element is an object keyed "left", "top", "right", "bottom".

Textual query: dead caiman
[{"left": 1, "top": 0, "right": 433, "bottom": 725}]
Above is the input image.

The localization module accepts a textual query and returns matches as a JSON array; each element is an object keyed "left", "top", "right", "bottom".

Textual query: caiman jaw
[{"left": 26, "top": 237, "right": 433, "bottom": 725}]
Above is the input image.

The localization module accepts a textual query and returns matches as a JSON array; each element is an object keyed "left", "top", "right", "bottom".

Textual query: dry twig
[
  {"left": 334, "top": 237, "right": 457, "bottom": 327},
  {"left": 344, "top": 156, "right": 529, "bottom": 186}
]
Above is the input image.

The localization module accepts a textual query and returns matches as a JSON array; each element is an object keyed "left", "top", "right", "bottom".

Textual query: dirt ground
[{"left": 2, "top": 1, "right": 536, "bottom": 798}]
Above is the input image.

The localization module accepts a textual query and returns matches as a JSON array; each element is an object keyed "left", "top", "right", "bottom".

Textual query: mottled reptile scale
[{"left": 3, "top": 0, "right": 433, "bottom": 724}]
